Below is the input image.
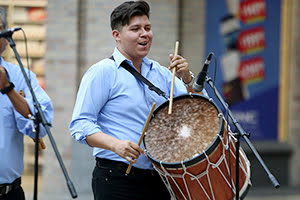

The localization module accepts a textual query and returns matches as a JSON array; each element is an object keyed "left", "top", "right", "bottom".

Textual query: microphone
[
  {"left": 0, "top": 27, "right": 22, "bottom": 38},
  {"left": 193, "top": 52, "right": 213, "bottom": 92}
]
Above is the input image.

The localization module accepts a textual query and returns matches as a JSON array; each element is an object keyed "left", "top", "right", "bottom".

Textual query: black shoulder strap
[{"left": 109, "top": 56, "right": 167, "bottom": 100}]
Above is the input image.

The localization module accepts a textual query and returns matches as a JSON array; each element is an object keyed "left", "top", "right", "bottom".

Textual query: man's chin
[{"left": 138, "top": 49, "right": 150, "bottom": 57}]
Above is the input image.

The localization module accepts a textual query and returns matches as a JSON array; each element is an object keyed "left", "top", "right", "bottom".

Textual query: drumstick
[
  {"left": 39, "top": 138, "right": 46, "bottom": 150},
  {"left": 168, "top": 41, "right": 179, "bottom": 114},
  {"left": 126, "top": 102, "right": 157, "bottom": 175},
  {"left": 31, "top": 138, "right": 46, "bottom": 151},
  {"left": 32, "top": 138, "right": 46, "bottom": 151}
]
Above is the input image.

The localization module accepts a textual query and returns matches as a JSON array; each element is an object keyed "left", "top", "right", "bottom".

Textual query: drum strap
[{"left": 109, "top": 56, "right": 168, "bottom": 100}]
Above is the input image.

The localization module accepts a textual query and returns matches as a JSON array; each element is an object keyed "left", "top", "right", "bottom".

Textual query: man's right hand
[
  {"left": 86, "top": 132, "right": 145, "bottom": 163},
  {"left": 113, "top": 140, "right": 145, "bottom": 163}
]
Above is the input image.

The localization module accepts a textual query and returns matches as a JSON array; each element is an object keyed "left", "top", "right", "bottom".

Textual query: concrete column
[
  {"left": 181, "top": 0, "right": 206, "bottom": 74},
  {"left": 288, "top": 0, "right": 300, "bottom": 187},
  {"left": 40, "top": 0, "right": 80, "bottom": 199}
]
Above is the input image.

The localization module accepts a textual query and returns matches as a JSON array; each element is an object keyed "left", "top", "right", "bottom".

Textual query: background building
[{"left": 1, "top": 0, "right": 299, "bottom": 199}]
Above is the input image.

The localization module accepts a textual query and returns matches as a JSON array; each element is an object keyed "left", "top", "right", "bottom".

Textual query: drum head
[{"left": 144, "top": 94, "right": 224, "bottom": 168}]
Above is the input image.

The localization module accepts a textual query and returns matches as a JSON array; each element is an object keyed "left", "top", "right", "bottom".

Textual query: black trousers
[
  {"left": 92, "top": 158, "right": 171, "bottom": 200},
  {"left": 0, "top": 186, "right": 25, "bottom": 200}
]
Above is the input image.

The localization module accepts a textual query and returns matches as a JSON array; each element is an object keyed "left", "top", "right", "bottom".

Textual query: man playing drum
[{"left": 69, "top": 1, "right": 207, "bottom": 200}]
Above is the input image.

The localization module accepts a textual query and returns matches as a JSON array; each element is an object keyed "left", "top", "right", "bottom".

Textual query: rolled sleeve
[
  {"left": 69, "top": 118, "right": 103, "bottom": 145},
  {"left": 15, "top": 100, "right": 53, "bottom": 138}
]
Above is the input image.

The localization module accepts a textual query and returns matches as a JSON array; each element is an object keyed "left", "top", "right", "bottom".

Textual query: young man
[
  {"left": 0, "top": 7, "right": 53, "bottom": 200},
  {"left": 70, "top": 1, "right": 196, "bottom": 199}
]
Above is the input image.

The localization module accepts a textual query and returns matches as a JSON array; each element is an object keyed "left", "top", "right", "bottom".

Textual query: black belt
[
  {"left": 96, "top": 157, "right": 157, "bottom": 176},
  {"left": 0, "top": 178, "right": 21, "bottom": 196}
]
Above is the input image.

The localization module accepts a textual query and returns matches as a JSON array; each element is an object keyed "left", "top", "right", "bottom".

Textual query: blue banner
[{"left": 205, "top": 0, "right": 281, "bottom": 140}]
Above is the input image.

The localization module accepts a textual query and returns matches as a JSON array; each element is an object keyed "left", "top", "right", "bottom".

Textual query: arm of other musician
[
  {"left": 17, "top": 70, "right": 53, "bottom": 138},
  {"left": 0, "top": 66, "right": 53, "bottom": 138},
  {"left": 0, "top": 66, "right": 31, "bottom": 117},
  {"left": 7, "top": 88, "right": 32, "bottom": 118}
]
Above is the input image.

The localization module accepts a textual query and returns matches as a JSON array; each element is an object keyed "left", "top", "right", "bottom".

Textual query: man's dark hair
[{"left": 110, "top": 1, "right": 150, "bottom": 31}]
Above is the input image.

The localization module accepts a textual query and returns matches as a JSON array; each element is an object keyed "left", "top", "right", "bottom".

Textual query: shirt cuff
[{"left": 70, "top": 120, "right": 103, "bottom": 147}]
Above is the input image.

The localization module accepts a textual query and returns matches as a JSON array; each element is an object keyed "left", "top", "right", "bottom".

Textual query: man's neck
[
  {"left": 117, "top": 48, "right": 143, "bottom": 73},
  {"left": 131, "top": 60, "right": 142, "bottom": 73}
]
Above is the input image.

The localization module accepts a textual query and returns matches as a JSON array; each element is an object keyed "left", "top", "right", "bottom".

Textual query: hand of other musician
[{"left": 0, "top": 66, "right": 9, "bottom": 90}]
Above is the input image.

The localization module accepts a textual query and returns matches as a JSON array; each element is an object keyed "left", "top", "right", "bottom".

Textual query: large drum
[{"left": 144, "top": 94, "right": 251, "bottom": 200}]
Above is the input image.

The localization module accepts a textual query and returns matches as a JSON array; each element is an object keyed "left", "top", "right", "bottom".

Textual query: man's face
[
  {"left": 0, "top": 15, "right": 8, "bottom": 56},
  {"left": 113, "top": 15, "right": 153, "bottom": 63}
]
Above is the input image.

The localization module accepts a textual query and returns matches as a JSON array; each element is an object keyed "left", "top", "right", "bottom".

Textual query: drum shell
[{"left": 143, "top": 94, "right": 250, "bottom": 200}]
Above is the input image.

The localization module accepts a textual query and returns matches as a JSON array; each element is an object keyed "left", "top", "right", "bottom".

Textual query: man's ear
[{"left": 112, "top": 30, "right": 120, "bottom": 41}]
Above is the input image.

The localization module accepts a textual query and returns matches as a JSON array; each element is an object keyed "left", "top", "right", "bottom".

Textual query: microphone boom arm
[{"left": 204, "top": 75, "right": 280, "bottom": 198}]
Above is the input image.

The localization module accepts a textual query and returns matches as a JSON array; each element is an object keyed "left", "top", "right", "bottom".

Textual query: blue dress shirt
[
  {"left": 0, "top": 57, "right": 53, "bottom": 184},
  {"left": 70, "top": 48, "right": 192, "bottom": 169}
]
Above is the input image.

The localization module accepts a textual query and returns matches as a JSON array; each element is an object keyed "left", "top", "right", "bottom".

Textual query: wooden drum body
[{"left": 144, "top": 94, "right": 251, "bottom": 200}]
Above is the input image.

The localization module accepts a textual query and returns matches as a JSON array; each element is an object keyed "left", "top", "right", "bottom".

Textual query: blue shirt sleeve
[
  {"left": 13, "top": 69, "right": 53, "bottom": 138},
  {"left": 69, "top": 60, "right": 114, "bottom": 145}
]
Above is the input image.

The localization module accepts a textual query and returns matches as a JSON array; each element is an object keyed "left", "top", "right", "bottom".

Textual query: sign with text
[{"left": 205, "top": 0, "right": 281, "bottom": 140}]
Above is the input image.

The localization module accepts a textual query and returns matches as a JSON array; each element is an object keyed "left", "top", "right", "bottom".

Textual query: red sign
[
  {"left": 238, "top": 57, "right": 265, "bottom": 84},
  {"left": 28, "top": 7, "right": 47, "bottom": 22},
  {"left": 237, "top": 26, "right": 265, "bottom": 54},
  {"left": 240, "top": 0, "right": 266, "bottom": 24}
]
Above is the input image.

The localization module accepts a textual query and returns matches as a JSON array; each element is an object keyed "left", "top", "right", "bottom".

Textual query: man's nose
[{"left": 140, "top": 28, "right": 147, "bottom": 36}]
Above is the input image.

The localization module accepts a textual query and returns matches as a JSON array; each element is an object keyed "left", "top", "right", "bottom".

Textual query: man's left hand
[{"left": 168, "top": 54, "right": 192, "bottom": 84}]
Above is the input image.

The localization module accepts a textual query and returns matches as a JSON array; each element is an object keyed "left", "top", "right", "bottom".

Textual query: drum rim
[{"left": 144, "top": 93, "right": 225, "bottom": 169}]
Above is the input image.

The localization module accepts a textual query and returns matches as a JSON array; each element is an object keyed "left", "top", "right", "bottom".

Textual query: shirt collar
[{"left": 112, "top": 47, "right": 153, "bottom": 70}]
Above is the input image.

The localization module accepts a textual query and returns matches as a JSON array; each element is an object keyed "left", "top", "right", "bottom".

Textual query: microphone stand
[
  {"left": 5, "top": 33, "right": 77, "bottom": 199},
  {"left": 204, "top": 75, "right": 280, "bottom": 199}
]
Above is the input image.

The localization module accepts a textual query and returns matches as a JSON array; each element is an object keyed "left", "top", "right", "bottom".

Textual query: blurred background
[{"left": 0, "top": 0, "right": 299, "bottom": 199}]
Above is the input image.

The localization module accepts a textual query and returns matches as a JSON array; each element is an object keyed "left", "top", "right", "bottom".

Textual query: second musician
[{"left": 69, "top": 1, "right": 202, "bottom": 200}]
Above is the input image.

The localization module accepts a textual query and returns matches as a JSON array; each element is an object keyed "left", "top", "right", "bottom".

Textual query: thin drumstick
[
  {"left": 32, "top": 138, "right": 46, "bottom": 151},
  {"left": 126, "top": 102, "right": 156, "bottom": 175},
  {"left": 168, "top": 41, "right": 179, "bottom": 114},
  {"left": 39, "top": 138, "right": 46, "bottom": 150}
]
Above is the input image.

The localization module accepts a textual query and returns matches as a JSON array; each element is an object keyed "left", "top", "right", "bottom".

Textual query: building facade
[{"left": 22, "top": 0, "right": 300, "bottom": 199}]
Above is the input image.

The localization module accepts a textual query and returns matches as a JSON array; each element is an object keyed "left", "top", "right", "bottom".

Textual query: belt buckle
[
  {"left": 5, "top": 185, "right": 11, "bottom": 195},
  {"left": 0, "top": 185, "right": 11, "bottom": 196}
]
